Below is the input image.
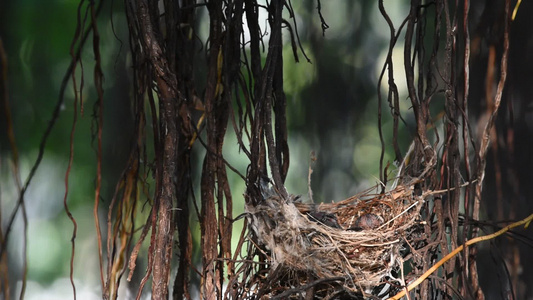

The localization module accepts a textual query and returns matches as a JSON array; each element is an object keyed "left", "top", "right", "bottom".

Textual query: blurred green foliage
[{"left": 1, "top": 0, "right": 414, "bottom": 297}]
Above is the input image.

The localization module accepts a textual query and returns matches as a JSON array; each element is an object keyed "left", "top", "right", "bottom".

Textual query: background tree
[{"left": 1, "top": 0, "right": 532, "bottom": 299}]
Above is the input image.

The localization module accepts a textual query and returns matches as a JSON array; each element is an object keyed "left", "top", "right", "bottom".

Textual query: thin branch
[{"left": 389, "top": 213, "right": 533, "bottom": 300}]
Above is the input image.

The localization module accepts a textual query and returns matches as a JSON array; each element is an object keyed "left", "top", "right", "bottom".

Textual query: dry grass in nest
[{"left": 245, "top": 182, "right": 427, "bottom": 297}]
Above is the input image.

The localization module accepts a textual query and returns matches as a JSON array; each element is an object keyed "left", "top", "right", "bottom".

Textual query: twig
[
  {"left": 271, "top": 277, "right": 345, "bottom": 299},
  {"left": 424, "top": 179, "right": 478, "bottom": 195},
  {"left": 388, "top": 213, "right": 533, "bottom": 300},
  {"left": 377, "top": 201, "right": 419, "bottom": 230}
]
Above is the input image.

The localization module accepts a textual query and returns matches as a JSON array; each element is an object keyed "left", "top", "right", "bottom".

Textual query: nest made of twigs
[{"left": 245, "top": 182, "right": 425, "bottom": 297}]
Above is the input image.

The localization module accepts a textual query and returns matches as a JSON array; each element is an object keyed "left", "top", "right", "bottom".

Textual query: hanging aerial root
[{"left": 389, "top": 213, "right": 533, "bottom": 300}]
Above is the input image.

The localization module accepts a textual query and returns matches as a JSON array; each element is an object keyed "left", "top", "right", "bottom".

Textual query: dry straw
[{"left": 245, "top": 180, "right": 428, "bottom": 298}]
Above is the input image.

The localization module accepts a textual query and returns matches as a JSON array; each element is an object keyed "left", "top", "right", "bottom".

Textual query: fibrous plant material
[{"left": 244, "top": 180, "right": 429, "bottom": 298}]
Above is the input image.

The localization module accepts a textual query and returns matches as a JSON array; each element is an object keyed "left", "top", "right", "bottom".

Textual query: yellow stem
[{"left": 389, "top": 213, "right": 533, "bottom": 300}]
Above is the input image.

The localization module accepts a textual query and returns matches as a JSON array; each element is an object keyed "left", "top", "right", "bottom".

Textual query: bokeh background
[{"left": 1, "top": 0, "right": 533, "bottom": 299}]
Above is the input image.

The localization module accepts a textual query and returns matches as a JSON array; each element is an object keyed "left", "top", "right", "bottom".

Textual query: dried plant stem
[
  {"left": 389, "top": 213, "right": 533, "bottom": 300},
  {"left": 377, "top": 201, "right": 419, "bottom": 230}
]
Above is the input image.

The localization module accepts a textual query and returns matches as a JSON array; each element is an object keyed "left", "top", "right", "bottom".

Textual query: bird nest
[{"left": 245, "top": 182, "right": 426, "bottom": 298}]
